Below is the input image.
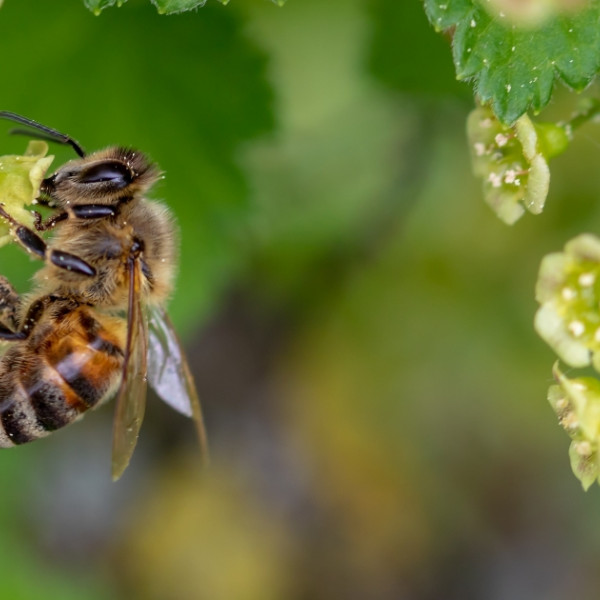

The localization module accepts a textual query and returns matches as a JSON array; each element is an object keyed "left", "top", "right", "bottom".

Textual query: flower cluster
[{"left": 535, "top": 234, "right": 600, "bottom": 488}]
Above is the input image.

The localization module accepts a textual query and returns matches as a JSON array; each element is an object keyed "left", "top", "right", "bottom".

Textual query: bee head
[{"left": 40, "top": 147, "right": 161, "bottom": 208}]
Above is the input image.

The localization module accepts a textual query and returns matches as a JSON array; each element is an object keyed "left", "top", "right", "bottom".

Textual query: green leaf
[
  {"left": 424, "top": 0, "right": 471, "bottom": 31},
  {"left": 425, "top": 0, "right": 600, "bottom": 124},
  {"left": 83, "top": 0, "right": 127, "bottom": 16},
  {"left": 151, "top": 0, "right": 206, "bottom": 15}
]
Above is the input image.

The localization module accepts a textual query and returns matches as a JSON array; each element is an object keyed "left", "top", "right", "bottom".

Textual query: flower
[
  {"left": 467, "top": 105, "right": 567, "bottom": 225},
  {"left": 0, "top": 141, "right": 54, "bottom": 247},
  {"left": 548, "top": 364, "right": 600, "bottom": 490},
  {"left": 535, "top": 234, "right": 600, "bottom": 371}
]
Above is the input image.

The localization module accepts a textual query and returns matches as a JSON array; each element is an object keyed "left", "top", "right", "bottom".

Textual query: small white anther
[
  {"left": 495, "top": 133, "right": 509, "bottom": 147},
  {"left": 487, "top": 172, "right": 502, "bottom": 188},
  {"left": 474, "top": 142, "right": 486, "bottom": 156},
  {"left": 579, "top": 272, "right": 595, "bottom": 287},
  {"left": 568, "top": 320, "right": 585, "bottom": 337}
]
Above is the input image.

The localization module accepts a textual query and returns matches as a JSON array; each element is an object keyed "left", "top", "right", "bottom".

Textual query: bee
[{"left": 0, "top": 112, "right": 208, "bottom": 480}]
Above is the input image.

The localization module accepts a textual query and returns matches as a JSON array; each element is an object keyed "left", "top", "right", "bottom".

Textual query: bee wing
[
  {"left": 111, "top": 257, "right": 148, "bottom": 481},
  {"left": 148, "top": 305, "right": 209, "bottom": 464}
]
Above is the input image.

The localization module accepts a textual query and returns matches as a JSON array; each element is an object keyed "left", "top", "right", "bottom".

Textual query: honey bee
[{"left": 0, "top": 112, "right": 208, "bottom": 480}]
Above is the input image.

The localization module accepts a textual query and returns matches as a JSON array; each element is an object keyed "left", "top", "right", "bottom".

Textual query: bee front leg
[
  {"left": 0, "top": 205, "right": 96, "bottom": 277},
  {"left": 32, "top": 210, "right": 68, "bottom": 232},
  {"left": 0, "top": 275, "right": 20, "bottom": 331}
]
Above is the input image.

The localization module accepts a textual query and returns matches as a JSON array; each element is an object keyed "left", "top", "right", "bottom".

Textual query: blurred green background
[{"left": 2, "top": 0, "right": 600, "bottom": 598}]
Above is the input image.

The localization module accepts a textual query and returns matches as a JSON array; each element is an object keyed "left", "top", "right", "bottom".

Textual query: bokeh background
[{"left": 1, "top": 1, "right": 600, "bottom": 598}]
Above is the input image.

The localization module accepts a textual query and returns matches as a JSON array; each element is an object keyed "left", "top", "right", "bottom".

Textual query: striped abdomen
[{"left": 0, "top": 308, "right": 125, "bottom": 447}]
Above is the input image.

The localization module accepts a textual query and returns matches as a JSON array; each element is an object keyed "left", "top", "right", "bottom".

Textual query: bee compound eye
[{"left": 78, "top": 161, "right": 133, "bottom": 188}]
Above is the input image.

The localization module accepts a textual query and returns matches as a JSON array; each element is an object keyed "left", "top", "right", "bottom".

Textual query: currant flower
[
  {"left": 0, "top": 141, "right": 53, "bottom": 247},
  {"left": 535, "top": 234, "right": 600, "bottom": 371},
  {"left": 549, "top": 364, "right": 600, "bottom": 490},
  {"left": 467, "top": 105, "right": 567, "bottom": 225}
]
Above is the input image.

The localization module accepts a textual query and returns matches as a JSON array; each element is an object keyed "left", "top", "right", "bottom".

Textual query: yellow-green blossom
[
  {"left": 549, "top": 364, "right": 600, "bottom": 490},
  {"left": 0, "top": 141, "right": 54, "bottom": 247},
  {"left": 535, "top": 234, "right": 600, "bottom": 371},
  {"left": 467, "top": 105, "right": 567, "bottom": 225}
]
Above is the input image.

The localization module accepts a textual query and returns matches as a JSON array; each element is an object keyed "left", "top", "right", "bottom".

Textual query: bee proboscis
[{"left": 0, "top": 112, "right": 208, "bottom": 480}]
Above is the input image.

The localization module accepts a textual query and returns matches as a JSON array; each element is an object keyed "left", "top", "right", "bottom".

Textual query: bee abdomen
[{"left": 0, "top": 311, "right": 124, "bottom": 447}]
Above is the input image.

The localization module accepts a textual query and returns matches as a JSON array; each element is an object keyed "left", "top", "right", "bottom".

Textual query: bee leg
[
  {"left": 71, "top": 205, "right": 118, "bottom": 219},
  {"left": 32, "top": 210, "right": 68, "bottom": 232},
  {"left": 0, "top": 295, "right": 55, "bottom": 341},
  {"left": 0, "top": 205, "right": 96, "bottom": 277},
  {"left": 0, "top": 275, "right": 20, "bottom": 330},
  {"left": 32, "top": 205, "right": 117, "bottom": 232}
]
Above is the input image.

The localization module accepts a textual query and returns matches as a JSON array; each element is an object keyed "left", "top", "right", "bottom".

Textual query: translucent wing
[
  {"left": 111, "top": 257, "right": 148, "bottom": 481},
  {"left": 148, "top": 305, "right": 209, "bottom": 463}
]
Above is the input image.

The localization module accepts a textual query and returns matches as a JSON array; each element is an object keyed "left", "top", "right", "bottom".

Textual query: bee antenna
[{"left": 0, "top": 111, "right": 86, "bottom": 158}]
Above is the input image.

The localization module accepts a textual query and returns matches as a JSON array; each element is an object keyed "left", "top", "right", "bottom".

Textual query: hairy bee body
[
  {"left": 0, "top": 128, "right": 204, "bottom": 477},
  {"left": 0, "top": 147, "right": 177, "bottom": 441}
]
